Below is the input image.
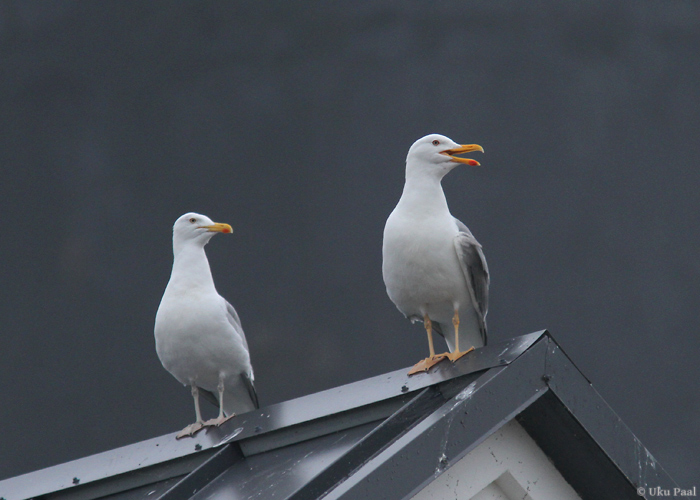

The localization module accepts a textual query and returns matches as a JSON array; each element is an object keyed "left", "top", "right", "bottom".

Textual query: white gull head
[
  {"left": 172, "top": 212, "right": 232, "bottom": 255},
  {"left": 405, "top": 134, "right": 484, "bottom": 180}
]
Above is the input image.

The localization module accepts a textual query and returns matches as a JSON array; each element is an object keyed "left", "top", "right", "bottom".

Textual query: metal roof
[{"left": 0, "top": 331, "right": 676, "bottom": 500}]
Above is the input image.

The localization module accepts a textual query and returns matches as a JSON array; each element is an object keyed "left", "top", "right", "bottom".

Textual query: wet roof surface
[{"left": 0, "top": 331, "right": 676, "bottom": 500}]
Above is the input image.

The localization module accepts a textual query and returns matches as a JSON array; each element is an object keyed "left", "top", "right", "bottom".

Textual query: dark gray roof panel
[
  {"left": 230, "top": 329, "right": 544, "bottom": 450},
  {"left": 0, "top": 331, "right": 676, "bottom": 500},
  {"left": 323, "top": 340, "right": 550, "bottom": 499},
  {"left": 192, "top": 422, "right": 379, "bottom": 500},
  {"left": 0, "top": 331, "right": 543, "bottom": 500},
  {"left": 518, "top": 391, "right": 638, "bottom": 499},
  {"left": 323, "top": 335, "right": 677, "bottom": 500}
]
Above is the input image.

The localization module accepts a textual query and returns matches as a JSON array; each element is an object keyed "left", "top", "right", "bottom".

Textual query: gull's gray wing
[
  {"left": 197, "top": 298, "right": 258, "bottom": 413},
  {"left": 453, "top": 218, "right": 490, "bottom": 345},
  {"left": 224, "top": 298, "right": 259, "bottom": 409},
  {"left": 223, "top": 298, "right": 249, "bottom": 353},
  {"left": 241, "top": 373, "right": 260, "bottom": 409}
]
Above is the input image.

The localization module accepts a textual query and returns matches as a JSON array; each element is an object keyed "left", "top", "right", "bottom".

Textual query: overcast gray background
[{"left": 1, "top": 1, "right": 698, "bottom": 486}]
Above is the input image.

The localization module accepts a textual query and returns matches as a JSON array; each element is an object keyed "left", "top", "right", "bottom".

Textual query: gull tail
[
  {"left": 221, "top": 373, "right": 259, "bottom": 416},
  {"left": 435, "top": 314, "right": 487, "bottom": 353},
  {"left": 199, "top": 373, "right": 259, "bottom": 417}
]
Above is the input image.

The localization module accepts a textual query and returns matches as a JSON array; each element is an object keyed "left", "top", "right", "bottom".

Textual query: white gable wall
[{"left": 411, "top": 419, "right": 581, "bottom": 500}]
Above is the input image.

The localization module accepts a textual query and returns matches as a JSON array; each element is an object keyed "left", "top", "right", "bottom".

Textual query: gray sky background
[{"left": 1, "top": 1, "right": 698, "bottom": 486}]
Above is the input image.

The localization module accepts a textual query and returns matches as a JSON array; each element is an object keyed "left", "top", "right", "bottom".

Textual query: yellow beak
[
  {"left": 440, "top": 144, "right": 484, "bottom": 166},
  {"left": 200, "top": 222, "right": 233, "bottom": 234}
]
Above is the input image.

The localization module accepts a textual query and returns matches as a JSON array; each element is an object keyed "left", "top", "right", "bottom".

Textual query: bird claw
[
  {"left": 203, "top": 414, "right": 235, "bottom": 428},
  {"left": 446, "top": 346, "right": 475, "bottom": 362},
  {"left": 408, "top": 347, "right": 476, "bottom": 375},
  {"left": 176, "top": 421, "right": 204, "bottom": 439},
  {"left": 408, "top": 353, "right": 449, "bottom": 375}
]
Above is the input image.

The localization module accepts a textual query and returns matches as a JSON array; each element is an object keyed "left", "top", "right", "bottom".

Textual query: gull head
[
  {"left": 172, "top": 212, "right": 232, "bottom": 250},
  {"left": 406, "top": 134, "right": 484, "bottom": 179}
]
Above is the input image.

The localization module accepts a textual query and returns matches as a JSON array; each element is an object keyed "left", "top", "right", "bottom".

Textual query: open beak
[
  {"left": 440, "top": 144, "right": 484, "bottom": 166},
  {"left": 200, "top": 222, "right": 233, "bottom": 234}
]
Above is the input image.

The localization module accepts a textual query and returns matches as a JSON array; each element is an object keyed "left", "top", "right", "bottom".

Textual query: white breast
[
  {"left": 382, "top": 209, "right": 469, "bottom": 321},
  {"left": 154, "top": 290, "right": 250, "bottom": 391}
]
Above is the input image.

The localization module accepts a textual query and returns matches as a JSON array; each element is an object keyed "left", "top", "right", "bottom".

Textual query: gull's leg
[
  {"left": 176, "top": 385, "right": 205, "bottom": 439},
  {"left": 204, "top": 375, "right": 236, "bottom": 427},
  {"left": 447, "top": 309, "right": 474, "bottom": 362},
  {"left": 194, "top": 385, "right": 204, "bottom": 422},
  {"left": 408, "top": 313, "right": 449, "bottom": 375},
  {"left": 426, "top": 314, "right": 436, "bottom": 358},
  {"left": 215, "top": 377, "right": 225, "bottom": 421}
]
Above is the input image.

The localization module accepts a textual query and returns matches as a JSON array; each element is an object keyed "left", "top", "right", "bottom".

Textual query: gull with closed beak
[{"left": 155, "top": 212, "right": 258, "bottom": 438}]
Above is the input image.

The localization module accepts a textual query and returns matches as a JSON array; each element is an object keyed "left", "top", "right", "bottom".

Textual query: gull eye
[
  {"left": 189, "top": 218, "right": 197, "bottom": 224},
  {"left": 432, "top": 140, "right": 440, "bottom": 146}
]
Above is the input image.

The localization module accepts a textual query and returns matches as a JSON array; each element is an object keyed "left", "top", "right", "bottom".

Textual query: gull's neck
[
  {"left": 397, "top": 164, "right": 451, "bottom": 217},
  {"left": 168, "top": 243, "right": 216, "bottom": 293}
]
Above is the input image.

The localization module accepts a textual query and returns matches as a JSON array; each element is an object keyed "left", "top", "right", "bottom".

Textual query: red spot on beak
[{"left": 466, "top": 159, "right": 479, "bottom": 166}]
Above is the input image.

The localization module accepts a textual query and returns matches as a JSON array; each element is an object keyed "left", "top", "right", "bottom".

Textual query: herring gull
[
  {"left": 382, "top": 134, "right": 489, "bottom": 375},
  {"left": 155, "top": 212, "right": 258, "bottom": 438}
]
